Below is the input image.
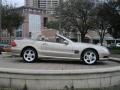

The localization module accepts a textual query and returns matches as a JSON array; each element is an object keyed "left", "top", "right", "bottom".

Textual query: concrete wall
[{"left": 0, "top": 67, "right": 120, "bottom": 90}]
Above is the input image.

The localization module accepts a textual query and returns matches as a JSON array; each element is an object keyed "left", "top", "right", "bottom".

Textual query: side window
[{"left": 56, "top": 36, "right": 66, "bottom": 44}]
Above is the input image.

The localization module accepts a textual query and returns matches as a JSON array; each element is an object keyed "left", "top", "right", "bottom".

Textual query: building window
[
  {"left": 43, "top": 17, "right": 48, "bottom": 27},
  {"left": 16, "top": 31, "right": 22, "bottom": 37},
  {"left": 29, "top": 32, "right": 32, "bottom": 38}
]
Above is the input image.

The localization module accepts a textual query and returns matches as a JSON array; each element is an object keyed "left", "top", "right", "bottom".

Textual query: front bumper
[{"left": 99, "top": 52, "right": 110, "bottom": 60}]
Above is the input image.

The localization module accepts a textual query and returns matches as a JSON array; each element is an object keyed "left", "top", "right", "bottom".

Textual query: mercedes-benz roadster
[{"left": 11, "top": 34, "right": 110, "bottom": 65}]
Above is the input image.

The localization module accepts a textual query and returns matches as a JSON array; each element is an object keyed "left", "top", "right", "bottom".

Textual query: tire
[
  {"left": 81, "top": 49, "right": 98, "bottom": 65},
  {"left": 22, "top": 48, "right": 38, "bottom": 63}
]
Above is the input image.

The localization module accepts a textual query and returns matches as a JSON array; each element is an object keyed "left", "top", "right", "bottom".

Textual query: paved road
[{"left": 0, "top": 53, "right": 119, "bottom": 70}]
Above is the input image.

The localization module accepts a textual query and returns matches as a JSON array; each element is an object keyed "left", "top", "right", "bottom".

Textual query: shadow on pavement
[
  {"left": 38, "top": 59, "right": 107, "bottom": 66},
  {"left": 9, "top": 57, "right": 108, "bottom": 66}
]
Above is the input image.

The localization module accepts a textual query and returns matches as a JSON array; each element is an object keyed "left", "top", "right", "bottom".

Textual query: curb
[
  {"left": 109, "top": 57, "right": 120, "bottom": 62},
  {"left": 0, "top": 55, "right": 119, "bottom": 89}
]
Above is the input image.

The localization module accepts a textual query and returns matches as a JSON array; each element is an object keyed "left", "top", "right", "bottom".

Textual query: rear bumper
[{"left": 11, "top": 49, "right": 21, "bottom": 56}]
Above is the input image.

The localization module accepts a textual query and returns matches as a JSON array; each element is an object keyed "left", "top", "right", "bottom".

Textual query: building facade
[
  {"left": 15, "top": 6, "right": 46, "bottom": 39},
  {"left": 25, "top": 0, "right": 38, "bottom": 8},
  {"left": 25, "top": 0, "right": 60, "bottom": 14},
  {"left": 0, "top": 6, "right": 45, "bottom": 44}
]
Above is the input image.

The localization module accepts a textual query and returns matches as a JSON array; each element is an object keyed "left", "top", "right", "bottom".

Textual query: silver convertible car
[{"left": 11, "top": 34, "right": 110, "bottom": 65}]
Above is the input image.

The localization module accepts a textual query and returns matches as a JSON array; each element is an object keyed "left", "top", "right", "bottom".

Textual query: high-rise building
[
  {"left": 25, "top": 0, "right": 33, "bottom": 7},
  {"left": 38, "top": 0, "right": 59, "bottom": 14},
  {"left": 25, "top": 0, "right": 38, "bottom": 8},
  {"left": 25, "top": 0, "right": 60, "bottom": 14}
]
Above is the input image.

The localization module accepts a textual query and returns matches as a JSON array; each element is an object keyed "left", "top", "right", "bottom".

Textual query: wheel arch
[
  {"left": 81, "top": 48, "right": 99, "bottom": 60},
  {"left": 20, "top": 46, "right": 38, "bottom": 57}
]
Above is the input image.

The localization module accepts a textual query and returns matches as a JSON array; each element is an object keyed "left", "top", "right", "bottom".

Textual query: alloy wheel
[
  {"left": 83, "top": 50, "right": 97, "bottom": 65},
  {"left": 23, "top": 48, "right": 37, "bottom": 62}
]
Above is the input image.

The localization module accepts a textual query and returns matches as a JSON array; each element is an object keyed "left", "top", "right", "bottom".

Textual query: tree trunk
[
  {"left": 9, "top": 34, "right": 12, "bottom": 43},
  {"left": 9, "top": 31, "right": 13, "bottom": 43},
  {"left": 99, "top": 29, "right": 105, "bottom": 46},
  {"left": 81, "top": 34, "right": 85, "bottom": 42},
  {"left": 100, "top": 37, "right": 104, "bottom": 46}
]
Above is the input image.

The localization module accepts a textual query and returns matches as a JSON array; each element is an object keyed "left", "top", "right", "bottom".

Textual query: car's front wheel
[
  {"left": 82, "top": 49, "right": 98, "bottom": 65},
  {"left": 22, "top": 48, "right": 38, "bottom": 63}
]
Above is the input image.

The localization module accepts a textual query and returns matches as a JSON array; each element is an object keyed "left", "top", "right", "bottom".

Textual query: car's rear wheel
[
  {"left": 82, "top": 49, "right": 98, "bottom": 65},
  {"left": 22, "top": 48, "right": 38, "bottom": 63}
]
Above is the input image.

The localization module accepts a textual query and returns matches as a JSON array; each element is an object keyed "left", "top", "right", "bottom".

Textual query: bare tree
[
  {"left": 93, "top": 0, "right": 119, "bottom": 46},
  {"left": 57, "top": 0, "right": 95, "bottom": 42},
  {"left": 96, "top": 17, "right": 110, "bottom": 46},
  {"left": 95, "top": 0, "right": 120, "bottom": 40}
]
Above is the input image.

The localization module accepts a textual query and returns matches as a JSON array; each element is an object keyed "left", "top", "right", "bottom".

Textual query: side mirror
[{"left": 64, "top": 40, "right": 69, "bottom": 45}]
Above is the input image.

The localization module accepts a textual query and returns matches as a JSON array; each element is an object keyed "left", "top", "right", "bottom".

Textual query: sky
[{"left": 3, "top": 0, "right": 24, "bottom": 7}]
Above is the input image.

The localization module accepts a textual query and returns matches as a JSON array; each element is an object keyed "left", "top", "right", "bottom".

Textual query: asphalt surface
[{"left": 0, "top": 53, "right": 119, "bottom": 70}]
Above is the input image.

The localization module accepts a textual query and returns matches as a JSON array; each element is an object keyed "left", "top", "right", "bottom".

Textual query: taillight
[{"left": 11, "top": 41, "right": 17, "bottom": 47}]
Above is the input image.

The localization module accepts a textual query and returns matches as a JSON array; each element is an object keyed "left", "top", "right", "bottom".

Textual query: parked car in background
[
  {"left": 0, "top": 47, "right": 2, "bottom": 54},
  {"left": 11, "top": 34, "right": 110, "bottom": 65},
  {"left": 116, "top": 43, "right": 120, "bottom": 47},
  {"left": 0, "top": 44, "right": 11, "bottom": 53}
]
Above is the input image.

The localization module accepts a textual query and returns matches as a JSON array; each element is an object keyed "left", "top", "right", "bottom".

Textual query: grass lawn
[{"left": 108, "top": 47, "right": 120, "bottom": 54}]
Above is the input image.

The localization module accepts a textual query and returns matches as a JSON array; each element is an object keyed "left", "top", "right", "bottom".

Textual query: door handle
[{"left": 42, "top": 43, "right": 47, "bottom": 45}]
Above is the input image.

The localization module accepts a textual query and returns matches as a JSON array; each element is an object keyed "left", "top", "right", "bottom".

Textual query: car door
[{"left": 40, "top": 36, "right": 74, "bottom": 58}]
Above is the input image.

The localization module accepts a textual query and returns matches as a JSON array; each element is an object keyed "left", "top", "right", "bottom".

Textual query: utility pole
[{"left": 0, "top": 0, "right": 2, "bottom": 42}]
